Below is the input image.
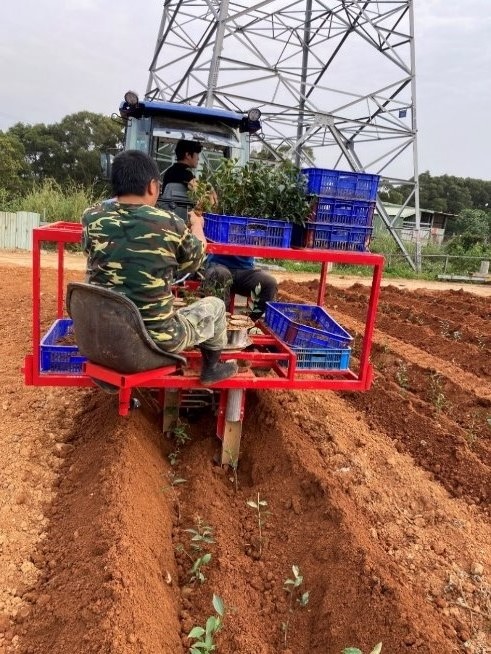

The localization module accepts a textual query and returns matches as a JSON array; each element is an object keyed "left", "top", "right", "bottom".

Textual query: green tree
[
  {"left": 0, "top": 132, "right": 27, "bottom": 195},
  {"left": 8, "top": 112, "right": 123, "bottom": 189},
  {"left": 446, "top": 208, "right": 491, "bottom": 249}
]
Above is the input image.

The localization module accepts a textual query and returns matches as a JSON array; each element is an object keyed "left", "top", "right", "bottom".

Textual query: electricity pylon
[{"left": 147, "top": 1, "right": 421, "bottom": 270}]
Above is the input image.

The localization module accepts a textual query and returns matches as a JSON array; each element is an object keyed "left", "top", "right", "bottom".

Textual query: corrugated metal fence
[{"left": 0, "top": 212, "right": 40, "bottom": 250}]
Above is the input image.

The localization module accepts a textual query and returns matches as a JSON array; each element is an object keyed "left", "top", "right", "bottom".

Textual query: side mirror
[{"left": 100, "top": 152, "right": 114, "bottom": 180}]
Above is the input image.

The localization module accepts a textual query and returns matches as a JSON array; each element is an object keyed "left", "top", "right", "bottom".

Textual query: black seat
[
  {"left": 157, "top": 182, "right": 194, "bottom": 223},
  {"left": 66, "top": 282, "right": 186, "bottom": 374}
]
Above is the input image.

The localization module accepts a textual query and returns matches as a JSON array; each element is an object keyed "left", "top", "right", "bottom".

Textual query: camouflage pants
[{"left": 174, "top": 296, "right": 227, "bottom": 351}]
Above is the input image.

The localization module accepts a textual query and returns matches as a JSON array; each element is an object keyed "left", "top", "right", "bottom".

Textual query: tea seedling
[
  {"left": 394, "top": 362, "right": 409, "bottom": 389},
  {"left": 173, "top": 419, "right": 192, "bottom": 447},
  {"left": 162, "top": 471, "right": 187, "bottom": 524},
  {"left": 282, "top": 565, "right": 310, "bottom": 648},
  {"left": 225, "top": 449, "right": 239, "bottom": 492},
  {"left": 246, "top": 493, "right": 270, "bottom": 558},
  {"left": 428, "top": 372, "right": 447, "bottom": 413},
  {"left": 184, "top": 516, "right": 215, "bottom": 551},
  {"left": 188, "top": 594, "right": 225, "bottom": 654},
  {"left": 189, "top": 552, "right": 212, "bottom": 584},
  {"left": 343, "top": 644, "right": 382, "bottom": 654},
  {"left": 167, "top": 419, "right": 192, "bottom": 466}
]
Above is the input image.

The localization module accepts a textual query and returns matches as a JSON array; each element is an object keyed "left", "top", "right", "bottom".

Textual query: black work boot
[{"left": 199, "top": 348, "right": 238, "bottom": 386}]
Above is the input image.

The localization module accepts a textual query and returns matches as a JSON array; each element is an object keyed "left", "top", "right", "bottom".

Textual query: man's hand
[{"left": 189, "top": 210, "right": 206, "bottom": 245}]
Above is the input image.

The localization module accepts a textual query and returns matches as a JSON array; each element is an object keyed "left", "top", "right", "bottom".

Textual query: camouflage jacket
[{"left": 82, "top": 201, "right": 205, "bottom": 350}]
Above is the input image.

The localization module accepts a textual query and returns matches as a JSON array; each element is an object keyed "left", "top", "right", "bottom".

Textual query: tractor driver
[
  {"left": 162, "top": 139, "right": 202, "bottom": 193},
  {"left": 82, "top": 150, "right": 237, "bottom": 386},
  {"left": 163, "top": 139, "right": 278, "bottom": 321}
]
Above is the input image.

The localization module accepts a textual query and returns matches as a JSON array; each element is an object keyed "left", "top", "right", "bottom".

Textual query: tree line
[
  {"left": 380, "top": 171, "right": 491, "bottom": 216},
  {"left": 0, "top": 111, "right": 123, "bottom": 196},
  {"left": 0, "top": 112, "right": 489, "bottom": 250}
]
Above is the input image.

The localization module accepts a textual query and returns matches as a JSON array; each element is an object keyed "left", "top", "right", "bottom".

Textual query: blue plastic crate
[
  {"left": 289, "top": 347, "right": 351, "bottom": 370},
  {"left": 313, "top": 197, "right": 375, "bottom": 227},
  {"left": 292, "top": 222, "right": 372, "bottom": 251},
  {"left": 301, "top": 168, "right": 380, "bottom": 201},
  {"left": 265, "top": 302, "right": 352, "bottom": 350},
  {"left": 204, "top": 213, "right": 292, "bottom": 248},
  {"left": 40, "top": 318, "right": 86, "bottom": 373}
]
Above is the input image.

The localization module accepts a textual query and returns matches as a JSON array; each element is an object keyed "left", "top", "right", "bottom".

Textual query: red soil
[{"left": 0, "top": 264, "right": 490, "bottom": 654}]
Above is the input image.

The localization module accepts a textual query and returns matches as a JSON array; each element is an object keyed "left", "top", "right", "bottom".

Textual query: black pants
[{"left": 203, "top": 265, "right": 278, "bottom": 318}]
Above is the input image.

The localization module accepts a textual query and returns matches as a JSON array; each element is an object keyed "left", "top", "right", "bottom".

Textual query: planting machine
[{"left": 23, "top": 94, "right": 384, "bottom": 465}]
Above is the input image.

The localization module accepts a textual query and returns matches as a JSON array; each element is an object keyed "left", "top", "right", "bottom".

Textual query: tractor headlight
[
  {"left": 248, "top": 108, "right": 262, "bottom": 122},
  {"left": 124, "top": 91, "right": 139, "bottom": 107}
]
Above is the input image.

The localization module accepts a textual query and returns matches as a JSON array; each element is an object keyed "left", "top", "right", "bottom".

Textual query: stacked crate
[{"left": 296, "top": 168, "right": 381, "bottom": 251}]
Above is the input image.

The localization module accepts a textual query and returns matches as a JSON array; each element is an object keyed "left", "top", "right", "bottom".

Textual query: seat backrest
[
  {"left": 157, "top": 182, "right": 194, "bottom": 223},
  {"left": 66, "top": 282, "right": 186, "bottom": 374}
]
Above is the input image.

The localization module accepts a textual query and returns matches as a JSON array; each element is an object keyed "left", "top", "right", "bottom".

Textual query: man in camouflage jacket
[{"left": 82, "top": 150, "right": 237, "bottom": 385}]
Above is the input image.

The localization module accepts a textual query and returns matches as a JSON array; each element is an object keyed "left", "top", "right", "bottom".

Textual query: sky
[{"left": 1, "top": 0, "right": 490, "bottom": 181}]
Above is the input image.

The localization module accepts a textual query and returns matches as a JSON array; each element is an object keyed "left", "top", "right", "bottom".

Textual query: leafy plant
[
  {"left": 189, "top": 177, "right": 218, "bottom": 214},
  {"left": 246, "top": 493, "right": 270, "bottom": 558},
  {"left": 282, "top": 565, "right": 310, "bottom": 647},
  {"left": 162, "top": 471, "right": 187, "bottom": 524},
  {"left": 343, "top": 643, "right": 382, "bottom": 654},
  {"left": 394, "top": 362, "right": 409, "bottom": 389},
  {"left": 185, "top": 516, "right": 215, "bottom": 551},
  {"left": 189, "top": 552, "right": 212, "bottom": 584},
  {"left": 225, "top": 449, "right": 239, "bottom": 493},
  {"left": 172, "top": 419, "right": 192, "bottom": 447},
  {"left": 188, "top": 594, "right": 225, "bottom": 653},
  {"left": 428, "top": 372, "right": 447, "bottom": 413},
  {"left": 167, "top": 418, "right": 192, "bottom": 466},
  {"left": 201, "top": 158, "right": 313, "bottom": 225}
]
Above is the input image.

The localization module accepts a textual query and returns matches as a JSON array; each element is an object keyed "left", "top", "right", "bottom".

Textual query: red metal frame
[{"left": 23, "top": 222, "right": 384, "bottom": 406}]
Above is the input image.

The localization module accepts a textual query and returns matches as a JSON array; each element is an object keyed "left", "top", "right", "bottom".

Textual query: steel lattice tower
[{"left": 147, "top": 1, "right": 421, "bottom": 269}]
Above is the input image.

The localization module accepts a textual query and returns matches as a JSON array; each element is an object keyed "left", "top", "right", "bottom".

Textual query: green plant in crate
[{"left": 202, "top": 159, "right": 312, "bottom": 225}]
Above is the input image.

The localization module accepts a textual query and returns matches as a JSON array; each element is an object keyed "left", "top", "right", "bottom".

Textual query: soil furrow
[{"left": 2, "top": 263, "right": 491, "bottom": 654}]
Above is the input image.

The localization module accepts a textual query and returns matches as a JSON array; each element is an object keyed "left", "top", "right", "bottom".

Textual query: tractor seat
[
  {"left": 66, "top": 282, "right": 186, "bottom": 375},
  {"left": 157, "top": 182, "right": 194, "bottom": 224}
]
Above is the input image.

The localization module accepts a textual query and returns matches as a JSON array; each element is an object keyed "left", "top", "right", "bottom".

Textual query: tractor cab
[
  {"left": 111, "top": 91, "right": 261, "bottom": 221},
  {"left": 119, "top": 90, "right": 261, "bottom": 175}
]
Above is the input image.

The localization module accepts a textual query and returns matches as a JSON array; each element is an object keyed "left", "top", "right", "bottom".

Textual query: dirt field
[{"left": 0, "top": 257, "right": 490, "bottom": 654}]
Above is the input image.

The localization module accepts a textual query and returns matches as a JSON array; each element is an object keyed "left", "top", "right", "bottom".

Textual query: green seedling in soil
[
  {"left": 172, "top": 419, "right": 192, "bottom": 447},
  {"left": 225, "top": 449, "right": 239, "bottom": 492},
  {"left": 246, "top": 493, "right": 270, "bottom": 558},
  {"left": 162, "top": 471, "right": 187, "bottom": 524},
  {"left": 167, "top": 419, "right": 192, "bottom": 466},
  {"left": 187, "top": 594, "right": 225, "bottom": 654},
  {"left": 394, "top": 361, "right": 409, "bottom": 389},
  {"left": 189, "top": 552, "right": 212, "bottom": 585},
  {"left": 428, "top": 372, "right": 447, "bottom": 413},
  {"left": 343, "top": 643, "right": 382, "bottom": 654},
  {"left": 168, "top": 449, "right": 180, "bottom": 466},
  {"left": 282, "top": 564, "right": 310, "bottom": 648},
  {"left": 185, "top": 516, "right": 215, "bottom": 552}
]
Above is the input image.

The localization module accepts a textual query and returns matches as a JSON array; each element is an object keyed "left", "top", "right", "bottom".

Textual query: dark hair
[
  {"left": 175, "top": 139, "right": 202, "bottom": 160},
  {"left": 111, "top": 150, "right": 160, "bottom": 197}
]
